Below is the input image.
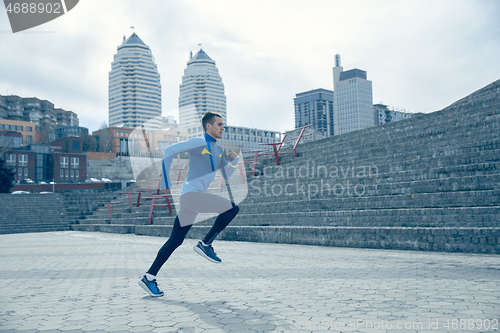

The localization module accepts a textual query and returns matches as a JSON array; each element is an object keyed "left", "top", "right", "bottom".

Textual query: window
[
  {"left": 19, "top": 155, "right": 28, "bottom": 167},
  {"left": 65, "top": 170, "right": 69, "bottom": 178},
  {"left": 24, "top": 168, "right": 28, "bottom": 177},
  {"left": 72, "top": 140, "right": 81, "bottom": 151},
  {"left": 60, "top": 157, "right": 69, "bottom": 168},
  {"left": 7, "top": 154, "right": 15, "bottom": 164},
  {"left": 18, "top": 126, "right": 23, "bottom": 131},
  {"left": 27, "top": 126, "right": 33, "bottom": 132},
  {"left": 18, "top": 168, "right": 22, "bottom": 178},
  {"left": 70, "top": 170, "right": 74, "bottom": 178},
  {"left": 116, "top": 131, "right": 119, "bottom": 136},
  {"left": 71, "top": 157, "right": 79, "bottom": 169},
  {"left": 75, "top": 170, "right": 79, "bottom": 179},
  {"left": 60, "top": 170, "right": 64, "bottom": 178}
]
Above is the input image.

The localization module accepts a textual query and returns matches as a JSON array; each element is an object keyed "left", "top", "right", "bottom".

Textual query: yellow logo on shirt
[{"left": 201, "top": 148, "right": 212, "bottom": 155}]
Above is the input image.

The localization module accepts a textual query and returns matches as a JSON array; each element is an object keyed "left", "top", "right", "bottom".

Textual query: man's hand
[
  {"left": 229, "top": 151, "right": 238, "bottom": 161},
  {"left": 161, "top": 189, "right": 171, "bottom": 194}
]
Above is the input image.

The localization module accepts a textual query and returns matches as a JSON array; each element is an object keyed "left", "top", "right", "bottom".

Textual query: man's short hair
[{"left": 201, "top": 111, "right": 222, "bottom": 131}]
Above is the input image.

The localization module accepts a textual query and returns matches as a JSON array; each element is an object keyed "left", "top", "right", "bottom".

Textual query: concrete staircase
[
  {"left": 0, "top": 194, "right": 70, "bottom": 234},
  {"left": 72, "top": 79, "right": 500, "bottom": 253}
]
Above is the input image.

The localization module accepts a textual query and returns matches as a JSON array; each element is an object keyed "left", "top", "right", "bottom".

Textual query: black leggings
[{"left": 147, "top": 196, "right": 239, "bottom": 276}]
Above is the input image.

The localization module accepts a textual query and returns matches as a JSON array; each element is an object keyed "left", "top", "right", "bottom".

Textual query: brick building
[{"left": 3, "top": 137, "right": 87, "bottom": 183}]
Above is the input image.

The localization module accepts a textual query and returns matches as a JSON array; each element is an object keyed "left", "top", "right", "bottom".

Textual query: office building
[
  {"left": 333, "top": 54, "right": 374, "bottom": 135},
  {"left": 294, "top": 89, "right": 334, "bottom": 137},
  {"left": 0, "top": 94, "right": 80, "bottom": 144},
  {"left": 1, "top": 95, "right": 78, "bottom": 128},
  {"left": 55, "top": 126, "right": 89, "bottom": 140},
  {"left": 218, "top": 125, "right": 281, "bottom": 153},
  {"left": 179, "top": 49, "right": 227, "bottom": 138},
  {"left": 108, "top": 33, "right": 162, "bottom": 130},
  {"left": 92, "top": 127, "right": 188, "bottom": 154},
  {"left": 4, "top": 137, "right": 87, "bottom": 183},
  {"left": 374, "top": 103, "right": 413, "bottom": 125},
  {"left": 0, "top": 119, "right": 36, "bottom": 145}
]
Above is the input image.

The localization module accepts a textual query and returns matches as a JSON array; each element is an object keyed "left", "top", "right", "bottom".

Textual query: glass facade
[
  {"left": 333, "top": 56, "right": 374, "bottom": 135},
  {"left": 179, "top": 49, "right": 227, "bottom": 138},
  {"left": 294, "top": 89, "right": 334, "bottom": 137},
  {"left": 108, "top": 33, "right": 161, "bottom": 130}
]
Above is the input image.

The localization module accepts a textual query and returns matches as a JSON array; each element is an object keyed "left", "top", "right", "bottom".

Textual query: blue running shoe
[
  {"left": 138, "top": 275, "right": 164, "bottom": 297},
  {"left": 194, "top": 241, "right": 221, "bottom": 263}
]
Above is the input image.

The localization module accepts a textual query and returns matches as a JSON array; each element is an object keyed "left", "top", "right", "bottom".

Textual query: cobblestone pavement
[{"left": 0, "top": 231, "right": 499, "bottom": 333}]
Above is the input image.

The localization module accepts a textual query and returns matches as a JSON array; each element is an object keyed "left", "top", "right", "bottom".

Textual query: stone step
[
  {"left": 75, "top": 204, "right": 500, "bottom": 229},
  {"left": 255, "top": 147, "right": 500, "bottom": 176},
  {"left": 70, "top": 224, "right": 500, "bottom": 254},
  {"left": 0, "top": 225, "right": 71, "bottom": 234}
]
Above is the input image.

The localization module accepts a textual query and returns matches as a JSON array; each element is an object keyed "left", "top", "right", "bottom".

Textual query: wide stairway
[
  {"left": 0, "top": 194, "right": 70, "bottom": 234},
  {"left": 72, "top": 79, "right": 500, "bottom": 253}
]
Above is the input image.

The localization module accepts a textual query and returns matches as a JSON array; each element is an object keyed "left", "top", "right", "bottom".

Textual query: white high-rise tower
[
  {"left": 179, "top": 48, "right": 227, "bottom": 138},
  {"left": 333, "top": 54, "right": 374, "bottom": 135},
  {"left": 108, "top": 33, "right": 161, "bottom": 129}
]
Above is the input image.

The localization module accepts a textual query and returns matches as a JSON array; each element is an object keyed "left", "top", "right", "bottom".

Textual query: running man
[{"left": 139, "top": 111, "right": 240, "bottom": 297}]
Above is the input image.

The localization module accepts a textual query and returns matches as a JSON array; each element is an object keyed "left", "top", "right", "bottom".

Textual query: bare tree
[
  {"left": 36, "top": 121, "right": 55, "bottom": 144},
  {"left": 97, "top": 121, "right": 113, "bottom": 152},
  {"left": 82, "top": 133, "right": 97, "bottom": 152}
]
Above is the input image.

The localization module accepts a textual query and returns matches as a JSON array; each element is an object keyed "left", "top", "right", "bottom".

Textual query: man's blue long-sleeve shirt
[{"left": 160, "top": 133, "right": 239, "bottom": 197}]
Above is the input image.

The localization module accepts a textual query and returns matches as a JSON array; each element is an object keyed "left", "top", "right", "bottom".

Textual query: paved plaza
[{"left": 0, "top": 231, "right": 499, "bottom": 333}]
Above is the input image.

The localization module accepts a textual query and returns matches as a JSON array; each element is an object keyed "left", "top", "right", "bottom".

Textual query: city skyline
[{"left": 0, "top": 0, "right": 499, "bottom": 134}]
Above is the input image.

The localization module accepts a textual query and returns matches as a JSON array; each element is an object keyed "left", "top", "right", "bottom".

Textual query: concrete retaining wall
[{"left": 72, "top": 224, "right": 500, "bottom": 254}]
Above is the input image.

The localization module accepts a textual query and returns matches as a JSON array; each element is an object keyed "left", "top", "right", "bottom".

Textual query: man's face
[{"left": 207, "top": 116, "right": 224, "bottom": 139}]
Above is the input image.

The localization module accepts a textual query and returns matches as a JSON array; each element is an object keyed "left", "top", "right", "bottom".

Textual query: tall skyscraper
[
  {"left": 333, "top": 54, "right": 374, "bottom": 135},
  {"left": 108, "top": 33, "right": 161, "bottom": 130},
  {"left": 294, "top": 88, "right": 334, "bottom": 137},
  {"left": 179, "top": 49, "right": 227, "bottom": 138}
]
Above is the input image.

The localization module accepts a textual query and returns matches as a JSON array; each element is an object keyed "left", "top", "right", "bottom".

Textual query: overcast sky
[{"left": 1, "top": 0, "right": 499, "bottom": 133}]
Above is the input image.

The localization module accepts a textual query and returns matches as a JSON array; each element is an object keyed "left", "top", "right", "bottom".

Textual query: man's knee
[
  {"left": 169, "top": 237, "right": 185, "bottom": 250},
  {"left": 229, "top": 204, "right": 239, "bottom": 217}
]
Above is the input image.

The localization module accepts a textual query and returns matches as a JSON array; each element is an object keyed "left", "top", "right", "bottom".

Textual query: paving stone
[{"left": 0, "top": 231, "right": 499, "bottom": 332}]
